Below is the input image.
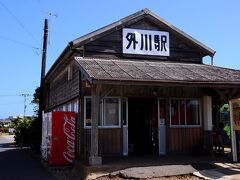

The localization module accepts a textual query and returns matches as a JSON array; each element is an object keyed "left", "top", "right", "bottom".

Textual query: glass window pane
[
  {"left": 186, "top": 100, "right": 200, "bottom": 125},
  {"left": 180, "top": 100, "right": 185, "bottom": 125},
  {"left": 104, "top": 98, "right": 119, "bottom": 126},
  {"left": 74, "top": 100, "right": 78, "bottom": 113},
  {"left": 85, "top": 98, "right": 91, "bottom": 126},
  {"left": 171, "top": 99, "right": 179, "bottom": 125}
]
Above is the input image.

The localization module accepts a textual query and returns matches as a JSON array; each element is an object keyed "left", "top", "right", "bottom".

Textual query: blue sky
[{"left": 0, "top": 0, "right": 240, "bottom": 118}]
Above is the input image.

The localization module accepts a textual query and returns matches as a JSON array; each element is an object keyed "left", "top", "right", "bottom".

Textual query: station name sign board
[{"left": 122, "top": 28, "right": 169, "bottom": 56}]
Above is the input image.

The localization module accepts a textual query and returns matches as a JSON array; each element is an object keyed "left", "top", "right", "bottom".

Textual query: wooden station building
[{"left": 43, "top": 9, "right": 240, "bottom": 165}]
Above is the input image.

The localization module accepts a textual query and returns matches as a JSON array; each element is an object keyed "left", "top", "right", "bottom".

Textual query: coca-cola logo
[{"left": 63, "top": 114, "right": 75, "bottom": 163}]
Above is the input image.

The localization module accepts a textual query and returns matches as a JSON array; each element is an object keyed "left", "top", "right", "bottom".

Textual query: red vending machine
[{"left": 41, "top": 112, "right": 76, "bottom": 165}]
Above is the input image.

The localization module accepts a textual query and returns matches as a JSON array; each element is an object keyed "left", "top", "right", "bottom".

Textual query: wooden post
[
  {"left": 229, "top": 100, "right": 238, "bottom": 162},
  {"left": 203, "top": 96, "right": 212, "bottom": 131},
  {"left": 203, "top": 96, "right": 213, "bottom": 154},
  {"left": 89, "top": 84, "right": 102, "bottom": 165}
]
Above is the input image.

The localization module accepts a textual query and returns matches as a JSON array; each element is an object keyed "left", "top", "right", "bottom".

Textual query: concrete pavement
[
  {"left": 194, "top": 162, "right": 240, "bottom": 180},
  {"left": 86, "top": 162, "right": 240, "bottom": 180},
  {"left": 0, "top": 135, "right": 55, "bottom": 180},
  {"left": 80, "top": 155, "right": 240, "bottom": 180}
]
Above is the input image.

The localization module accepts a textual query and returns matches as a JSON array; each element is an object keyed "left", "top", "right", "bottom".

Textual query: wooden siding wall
[
  {"left": 47, "top": 63, "right": 79, "bottom": 109},
  {"left": 83, "top": 128, "right": 121, "bottom": 157},
  {"left": 84, "top": 19, "right": 202, "bottom": 63},
  {"left": 169, "top": 128, "right": 203, "bottom": 154},
  {"left": 81, "top": 84, "right": 206, "bottom": 99}
]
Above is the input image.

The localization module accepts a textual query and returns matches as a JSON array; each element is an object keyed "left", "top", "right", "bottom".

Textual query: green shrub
[
  {"left": 29, "top": 117, "right": 42, "bottom": 152},
  {"left": 12, "top": 117, "right": 33, "bottom": 145},
  {"left": 2, "top": 127, "right": 8, "bottom": 133},
  {"left": 224, "top": 125, "right": 231, "bottom": 138}
]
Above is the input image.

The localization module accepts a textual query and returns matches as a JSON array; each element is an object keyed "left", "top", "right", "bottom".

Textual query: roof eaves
[
  {"left": 91, "top": 77, "right": 240, "bottom": 87},
  {"left": 74, "top": 57, "right": 93, "bottom": 83}
]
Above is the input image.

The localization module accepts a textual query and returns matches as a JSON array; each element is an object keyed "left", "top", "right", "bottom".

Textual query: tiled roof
[{"left": 75, "top": 57, "right": 240, "bottom": 86}]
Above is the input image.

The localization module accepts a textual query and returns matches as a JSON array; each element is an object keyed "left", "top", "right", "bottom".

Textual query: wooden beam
[{"left": 89, "top": 84, "right": 102, "bottom": 165}]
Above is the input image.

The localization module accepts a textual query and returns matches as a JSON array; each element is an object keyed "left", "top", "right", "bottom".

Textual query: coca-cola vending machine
[{"left": 41, "top": 111, "right": 76, "bottom": 165}]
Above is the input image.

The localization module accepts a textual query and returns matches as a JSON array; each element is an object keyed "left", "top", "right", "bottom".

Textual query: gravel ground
[{"left": 96, "top": 174, "right": 201, "bottom": 180}]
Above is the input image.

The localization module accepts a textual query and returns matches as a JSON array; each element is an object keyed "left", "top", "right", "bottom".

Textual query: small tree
[
  {"left": 12, "top": 117, "right": 33, "bottom": 145},
  {"left": 29, "top": 86, "right": 42, "bottom": 152},
  {"left": 0, "top": 121, "right": 3, "bottom": 128},
  {"left": 31, "top": 87, "right": 40, "bottom": 116}
]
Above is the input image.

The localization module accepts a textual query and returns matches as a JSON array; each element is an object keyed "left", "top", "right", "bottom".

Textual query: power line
[
  {"left": 0, "top": 101, "right": 23, "bottom": 106},
  {"left": 0, "top": 94, "right": 33, "bottom": 97},
  {"left": 0, "top": 94, "right": 20, "bottom": 97},
  {"left": 0, "top": 35, "right": 39, "bottom": 50},
  {"left": 0, "top": 1, "right": 40, "bottom": 45}
]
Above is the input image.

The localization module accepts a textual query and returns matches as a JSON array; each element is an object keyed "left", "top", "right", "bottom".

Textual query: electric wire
[
  {"left": 0, "top": 1, "right": 40, "bottom": 45},
  {"left": 0, "top": 94, "right": 32, "bottom": 97},
  {"left": 0, "top": 35, "right": 39, "bottom": 50}
]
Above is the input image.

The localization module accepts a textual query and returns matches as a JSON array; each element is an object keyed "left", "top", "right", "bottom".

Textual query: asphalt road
[{"left": 0, "top": 135, "right": 55, "bottom": 180}]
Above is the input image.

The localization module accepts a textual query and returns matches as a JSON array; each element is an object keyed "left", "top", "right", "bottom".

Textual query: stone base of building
[{"left": 89, "top": 156, "right": 102, "bottom": 165}]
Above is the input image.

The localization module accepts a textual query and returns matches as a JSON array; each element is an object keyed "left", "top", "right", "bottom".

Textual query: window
[
  {"left": 84, "top": 97, "right": 127, "bottom": 128},
  {"left": 103, "top": 98, "right": 119, "bottom": 126},
  {"left": 74, "top": 100, "right": 79, "bottom": 113},
  {"left": 186, "top": 100, "right": 200, "bottom": 125},
  {"left": 170, "top": 99, "right": 200, "bottom": 126},
  {"left": 62, "top": 105, "right": 66, "bottom": 112},
  {"left": 67, "top": 103, "right": 72, "bottom": 111},
  {"left": 180, "top": 100, "right": 185, "bottom": 125},
  {"left": 85, "top": 98, "right": 92, "bottom": 127},
  {"left": 171, "top": 99, "right": 178, "bottom": 125}
]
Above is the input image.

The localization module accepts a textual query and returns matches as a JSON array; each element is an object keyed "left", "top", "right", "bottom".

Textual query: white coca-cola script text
[{"left": 63, "top": 114, "right": 75, "bottom": 163}]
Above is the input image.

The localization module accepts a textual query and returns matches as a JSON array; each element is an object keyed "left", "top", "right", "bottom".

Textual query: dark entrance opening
[{"left": 128, "top": 98, "right": 158, "bottom": 154}]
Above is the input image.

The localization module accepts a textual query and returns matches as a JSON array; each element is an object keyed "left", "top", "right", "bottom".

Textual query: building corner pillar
[
  {"left": 203, "top": 96, "right": 213, "bottom": 154},
  {"left": 89, "top": 84, "right": 102, "bottom": 165}
]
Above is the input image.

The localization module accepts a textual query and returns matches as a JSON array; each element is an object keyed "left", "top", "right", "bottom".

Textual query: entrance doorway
[{"left": 128, "top": 98, "right": 158, "bottom": 154}]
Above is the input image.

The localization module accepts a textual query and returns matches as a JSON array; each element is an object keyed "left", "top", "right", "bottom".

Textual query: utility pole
[
  {"left": 20, "top": 93, "right": 30, "bottom": 119},
  {"left": 39, "top": 19, "right": 48, "bottom": 121},
  {"left": 40, "top": 19, "right": 48, "bottom": 83}
]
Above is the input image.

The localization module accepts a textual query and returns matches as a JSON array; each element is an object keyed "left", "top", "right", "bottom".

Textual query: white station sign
[{"left": 123, "top": 28, "right": 170, "bottom": 56}]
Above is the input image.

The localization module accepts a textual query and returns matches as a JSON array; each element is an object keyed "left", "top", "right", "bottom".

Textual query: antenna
[
  {"left": 43, "top": 11, "right": 58, "bottom": 18},
  {"left": 48, "top": 12, "right": 58, "bottom": 18}
]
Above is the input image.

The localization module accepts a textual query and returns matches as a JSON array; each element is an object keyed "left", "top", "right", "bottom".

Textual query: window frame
[
  {"left": 169, "top": 98, "right": 202, "bottom": 128},
  {"left": 84, "top": 96, "right": 127, "bottom": 129}
]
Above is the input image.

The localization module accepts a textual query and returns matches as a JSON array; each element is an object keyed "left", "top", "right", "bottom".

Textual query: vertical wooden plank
[
  {"left": 178, "top": 128, "right": 181, "bottom": 153},
  {"left": 99, "top": 129, "right": 102, "bottom": 154},
  {"left": 89, "top": 84, "right": 102, "bottom": 165},
  {"left": 188, "top": 128, "right": 192, "bottom": 152},
  {"left": 171, "top": 129, "right": 174, "bottom": 153},
  {"left": 117, "top": 128, "right": 121, "bottom": 154},
  {"left": 173, "top": 129, "right": 177, "bottom": 153},
  {"left": 182, "top": 128, "right": 185, "bottom": 152},
  {"left": 190, "top": 128, "right": 194, "bottom": 149},
  {"left": 104, "top": 129, "right": 107, "bottom": 154},
  {"left": 169, "top": 127, "right": 204, "bottom": 154}
]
